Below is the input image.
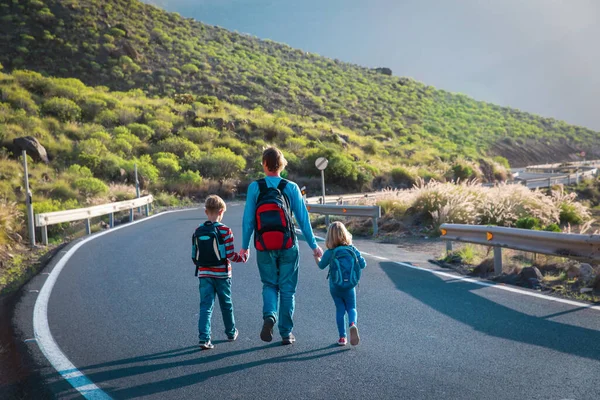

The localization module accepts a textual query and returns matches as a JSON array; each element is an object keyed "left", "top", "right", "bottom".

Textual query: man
[{"left": 240, "top": 147, "right": 323, "bottom": 345}]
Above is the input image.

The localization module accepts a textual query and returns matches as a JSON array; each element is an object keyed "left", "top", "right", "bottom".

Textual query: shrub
[
  {"left": 544, "top": 223, "right": 561, "bottom": 232},
  {"left": 154, "top": 192, "right": 181, "bottom": 207},
  {"left": 67, "top": 164, "right": 93, "bottom": 178},
  {"left": 156, "top": 137, "right": 199, "bottom": 158},
  {"left": 559, "top": 203, "right": 584, "bottom": 225},
  {"left": 41, "top": 97, "right": 81, "bottom": 122},
  {"left": 451, "top": 162, "right": 475, "bottom": 181},
  {"left": 148, "top": 119, "right": 173, "bottom": 140},
  {"left": 181, "top": 127, "right": 219, "bottom": 144},
  {"left": 127, "top": 123, "right": 154, "bottom": 141},
  {"left": 493, "top": 156, "right": 510, "bottom": 169},
  {"left": 73, "top": 177, "right": 109, "bottom": 198},
  {"left": 515, "top": 217, "right": 542, "bottom": 230},
  {"left": 178, "top": 170, "right": 202, "bottom": 185},
  {"left": 155, "top": 157, "right": 181, "bottom": 176},
  {"left": 0, "top": 200, "right": 23, "bottom": 248},
  {"left": 95, "top": 109, "right": 119, "bottom": 127},
  {"left": 195, "top": 147, "right": 246, "bottom": 179},
  {"left": 123, "top": 155, "right": 159, "bottom": 183},
  {"left": 77, "top": 138, "right": 108, "bottom": 170},
  {"left": 390, "top": 167, "right": 416, "bottom": 187},
  {"left": 49, "top": 181, "right": 79, "bottom": 201}
]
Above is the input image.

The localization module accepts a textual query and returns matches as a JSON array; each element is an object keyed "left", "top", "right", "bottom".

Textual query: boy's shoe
[
  {"left": 337, "top": 337, "right": 347, "bottom": 346},
  {"left": 228, "top": 329, "right": 239, "bottom": 342},
  {"left": 282, "top": 333, "right": 296, "bottom": 345},
  {"left": 260, "top": 316, "right": 275, "bottom": 342},
  {"left": 199, "top": 340, "right": 214, "bottom": 350},
  {"left": 349, "top": 323, "right": 360, "bottom": 346}
]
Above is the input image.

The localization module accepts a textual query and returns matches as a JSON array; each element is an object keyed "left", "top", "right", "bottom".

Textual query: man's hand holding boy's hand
[{"left": 239, "top": 249, "right": 249, "bottom": 263}]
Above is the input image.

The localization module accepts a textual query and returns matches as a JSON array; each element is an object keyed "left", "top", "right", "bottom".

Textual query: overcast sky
[{"left": 145, "top": 0, "right": 600, "bottom": 131}]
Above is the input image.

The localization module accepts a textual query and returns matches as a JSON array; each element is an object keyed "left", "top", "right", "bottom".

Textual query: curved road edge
[{"left": 28, "top": 208, "right": 199, "bottom": 399}]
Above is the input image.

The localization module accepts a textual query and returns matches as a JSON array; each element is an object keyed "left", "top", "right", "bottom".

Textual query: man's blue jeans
[
  {"left": 256, "top": 245, "right": 300, "bottom": 338},
  {"left": 198, "top": 277, "right": 235, "bottom": 341},
  {"left": 330, "top": 285, "right": 357, "bottom": 338}
]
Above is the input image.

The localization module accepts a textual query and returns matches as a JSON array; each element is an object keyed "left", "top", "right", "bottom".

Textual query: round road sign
[{"left": 315, "top": 157, "right": 329, "bottom": 170}]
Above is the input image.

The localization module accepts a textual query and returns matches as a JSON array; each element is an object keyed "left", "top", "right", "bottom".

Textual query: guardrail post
[
  {"left": 22, "top": 150, "right": 36, "bottom": 247},
  {"left": 446, "top": 241, "right": 453, "bottom": 254},
  {"left": 493, "top": 246, "right": 502, "bottom": 275},
  {"left": 576, "top": 171, "right": 580, "bottom": 184},
  {"left": 85, "top": 219, "right": 91, "bottom": 235},
  {"left": 41, "top": 226, "right": 48, "bottom": 246},
  {"left": 372, "top": 218, "right": 378, "bottom": 236},
  {"left": 129, "top": 208, "right": 134, "bottom": 222},
  {"left": 547, "top": 177, "right": 551, "bottom": 188},
  {"left": 109, "top": 213, "right": 114, "bottom": 228},
  {"left": 145, "top": 203, "right": 150, "bottom": 216}
]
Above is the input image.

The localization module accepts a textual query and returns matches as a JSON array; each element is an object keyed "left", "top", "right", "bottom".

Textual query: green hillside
[{"left": 1, "top": 0, "right": 597, "bottom": 168}]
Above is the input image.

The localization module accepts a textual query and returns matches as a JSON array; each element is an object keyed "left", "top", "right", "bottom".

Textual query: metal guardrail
[
  {"left": 306, "top": 203, "right": 381, "bottom": 235},
  {"left": 440, "top": 223, "right": 600, "bottom": 275},
  {"left": 516, "top": 169, "right": 597, "bottom": 189},
  {"left": 35, "top": 195, "right": 154, "bottom": 245}
]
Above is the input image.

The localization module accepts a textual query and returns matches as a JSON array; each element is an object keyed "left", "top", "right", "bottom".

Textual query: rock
[
  {"left": 579, "top": 263, "right": 595, "bottom": 284},
  {"left": 374, "top": 67, "right": 393, "bottom": 76},
  {"left": 519, "top": 266, "right": 543, "bottom": 281},
  {"left": 566, "top": 264, "right": 581, "bottom": 279},
  {"left": 13, "top": 136, "right": 49, "bottom": 163}
]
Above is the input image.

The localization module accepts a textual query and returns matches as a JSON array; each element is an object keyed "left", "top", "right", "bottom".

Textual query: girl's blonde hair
[{"left": 325, "top": 221, "right": 353, "bottom": 249}]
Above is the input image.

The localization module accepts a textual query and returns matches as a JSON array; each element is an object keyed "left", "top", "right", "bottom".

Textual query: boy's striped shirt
[{"left": 195, "top": 223, "right": 245, "bottom": 278}]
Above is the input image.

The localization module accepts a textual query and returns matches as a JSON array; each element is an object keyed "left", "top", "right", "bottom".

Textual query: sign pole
[
  {"left": 315, "top": 157, "right": 329, "bottom": 227},
  {"left": 135, "top": 163, "right": 141, "bottom": 213},
  {"left": 22, "top": 150, "right": 36, "bottom": 246}
]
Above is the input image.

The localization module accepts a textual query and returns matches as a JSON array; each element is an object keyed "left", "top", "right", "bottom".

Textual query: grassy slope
[{"left": 0, "top": 0, "right": 598, "bottom": 167}]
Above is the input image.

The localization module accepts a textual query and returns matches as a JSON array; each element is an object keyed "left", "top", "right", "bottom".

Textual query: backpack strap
[
  {"left": 277, "top": 179, "right": 288, "bottom": 191},
  {"left": 257, "top": 178, "right": 268, "bottom": 194}
]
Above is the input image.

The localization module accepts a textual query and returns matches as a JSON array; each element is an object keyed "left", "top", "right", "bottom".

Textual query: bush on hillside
[
  {"left": 41, "top": 97, "right": 81, "bottom": 122},
  {"left": 73, "top": 177, "right": 109, "bottom": 198}
]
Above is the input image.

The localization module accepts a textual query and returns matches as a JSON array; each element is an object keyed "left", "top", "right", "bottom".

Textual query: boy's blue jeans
[
  {"left": 256, "top": 245, "right": 300, "bottom": 338},
  {"left": 330, "top": 285, "right": 357, "bottom": 338},
  {"left": 198, "top": 277, "right": 235, "bottom": 342}
]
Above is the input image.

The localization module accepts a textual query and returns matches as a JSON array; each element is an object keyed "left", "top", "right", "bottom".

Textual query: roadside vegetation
[{"left": 0, "top": 0, "right": 599, "bottom": 295}]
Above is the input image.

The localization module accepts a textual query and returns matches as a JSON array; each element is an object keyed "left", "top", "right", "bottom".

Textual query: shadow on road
[
  {"left": 380, "top": 261, "right": 600, "bottom": 362},
  {"left": 50, "top": 343, "right": 346, "bottom": 398}
]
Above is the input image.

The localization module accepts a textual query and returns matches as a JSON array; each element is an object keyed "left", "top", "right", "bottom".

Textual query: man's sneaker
[
  {"left": 282, "top": 333, "right": 296, "bottom": 345},
  {"left": 349, "top": 323, "right": 360, "bottom": 346},
  {"left": 199, "top": 340, "right": 214, "bottom": 350},
  {"left": 228, "top": 329, "right": 239, "bottom": 342},
  {"left": 260, "top": 316, "right": 275, "bottom": 342},
  {"left": 337, "top": 337, "right": 347, "bottom": 346}
]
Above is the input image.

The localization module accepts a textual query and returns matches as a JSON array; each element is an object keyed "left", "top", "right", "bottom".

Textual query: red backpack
[{"left": 254, "top": 179, "right": 295, "bottom": 251}]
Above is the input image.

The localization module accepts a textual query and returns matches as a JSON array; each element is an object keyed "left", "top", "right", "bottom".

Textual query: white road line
[{"left": 33, "top": 208, "right": 198, "bottom": 400}]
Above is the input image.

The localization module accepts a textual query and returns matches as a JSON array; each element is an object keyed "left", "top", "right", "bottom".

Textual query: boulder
[
  {"left": 13, "top": 136, "right": 49, "bottom": 164},
  {"left": 519, "top": 266, "right": 543, "bottom": 281},
  {"left": 579, "top": 263, "right": 595, "bottom": 284},
  {"left": 374, "top": 67, "right": 393, "bottom": 76},
  {"left": 567, "top": 264, "right": 580, "bottom": 279}
]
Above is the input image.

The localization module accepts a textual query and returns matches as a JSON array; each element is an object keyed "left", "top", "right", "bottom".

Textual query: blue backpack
[{"left": 328, "top": 246, "right": 361, "bottom": 290}]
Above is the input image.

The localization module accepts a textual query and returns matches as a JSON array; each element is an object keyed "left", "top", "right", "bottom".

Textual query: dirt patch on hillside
[{"left": 490, "top": 138, "right": 600, "bottom": 168}]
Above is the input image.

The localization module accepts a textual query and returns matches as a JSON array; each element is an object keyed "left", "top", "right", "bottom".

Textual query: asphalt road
[{"left": 13, "top": 204, "right": 600, "bottom": 399}]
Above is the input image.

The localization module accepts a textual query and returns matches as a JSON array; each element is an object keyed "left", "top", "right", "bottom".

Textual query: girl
[{"left": 317, "top": 221, "right": 367, "bottom": 346}]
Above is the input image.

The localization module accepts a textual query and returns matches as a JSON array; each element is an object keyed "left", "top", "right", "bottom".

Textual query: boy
[{"left": 192, "top": 195, "right": 247, "bottom": 350}]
